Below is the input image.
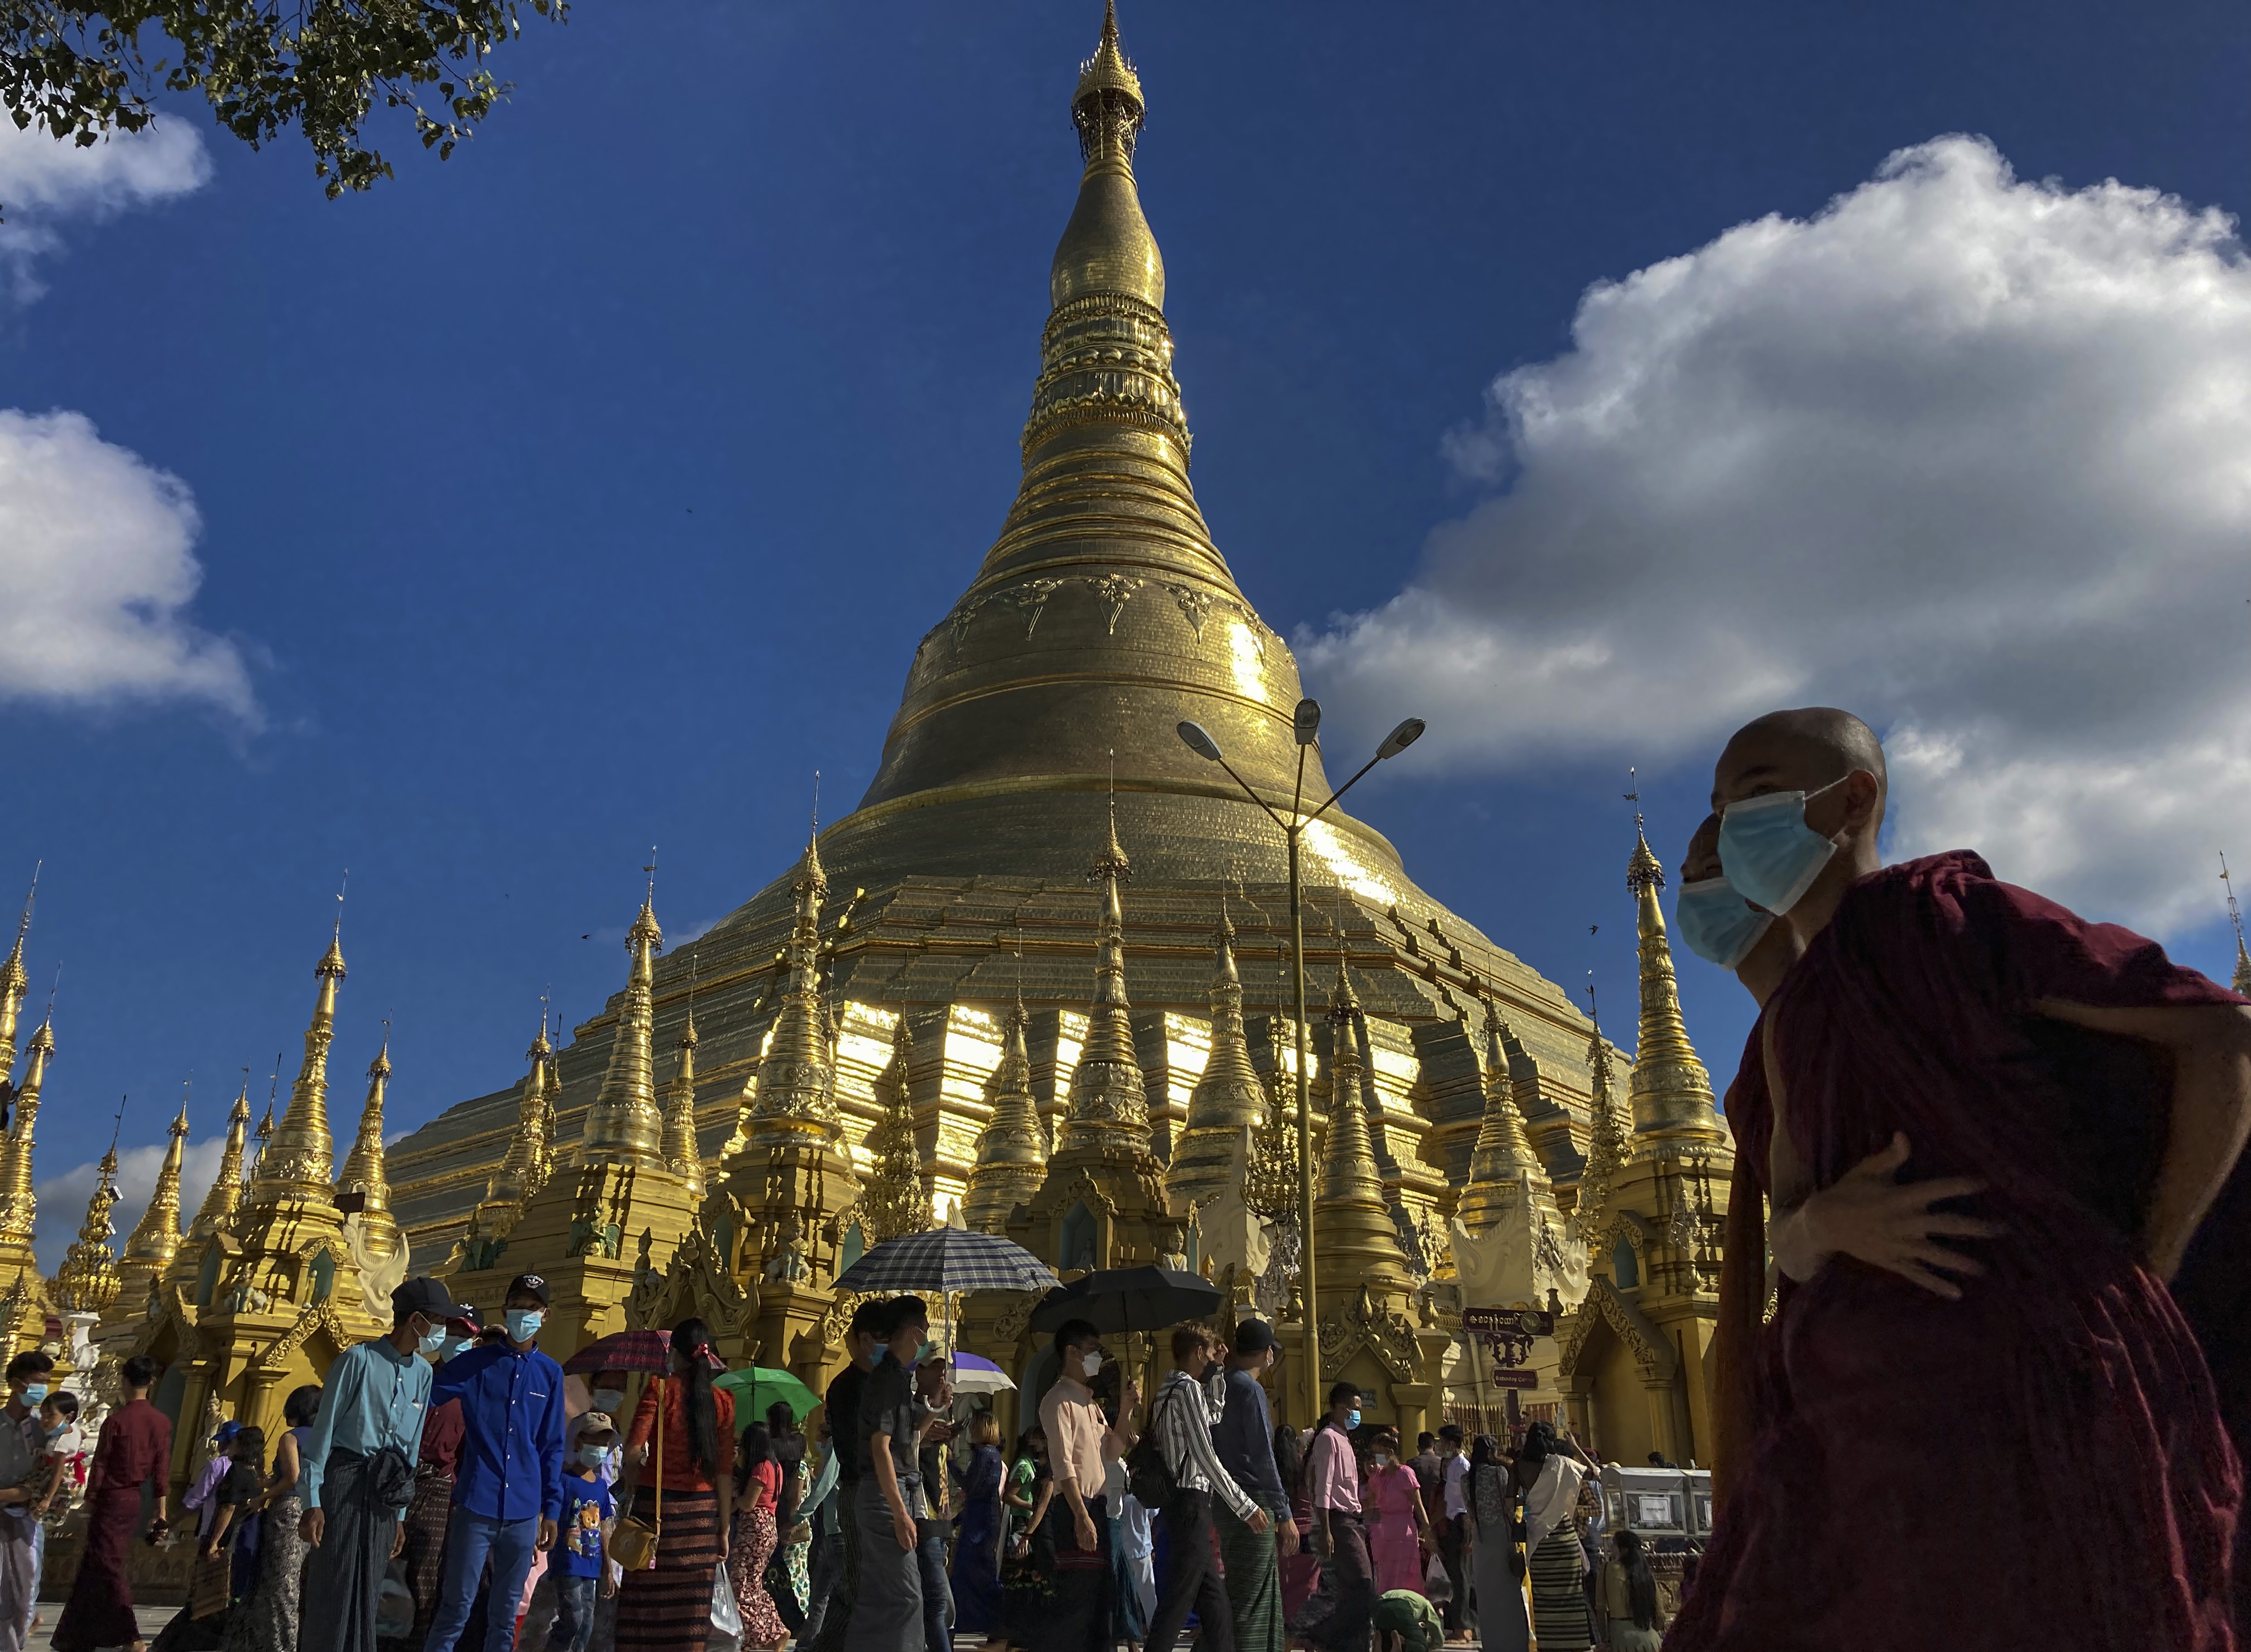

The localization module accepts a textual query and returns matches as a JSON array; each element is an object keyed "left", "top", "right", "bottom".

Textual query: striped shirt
[{"left": 1151, "top": 1368, "right": 1260, "bottom": 1523}]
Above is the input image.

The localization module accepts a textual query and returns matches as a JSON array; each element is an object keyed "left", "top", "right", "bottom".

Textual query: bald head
[{"left": 1713, "top": 706, "right": 1887, "bottom": 820}]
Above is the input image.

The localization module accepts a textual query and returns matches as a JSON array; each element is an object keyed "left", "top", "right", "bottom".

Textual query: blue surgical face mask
[
  {"left": 579, "top": 1445, "right": 608, "bottom": 1469},
  {"left": 506, "top": 1309, "right": 544, "bottom": 1343},
  {"left": 1716, "top": 778, "right": 1848, "bottom": 916},
  {"left": 447, "top": 1338, "right": 476, "bottom": 1361},
  {"left": 592, "top": 1388, "right": 625, "bottom": 1414},
  {"left": 418, "top": 1322, "right": 448, "bottom": 1355},
  {"left": 1674, "top": 877, "right": 1777, "bottom": 970},
  {"left": 1347, "top": 1408, "right": 1361, "bottom": 1429},
  {"left": 19, "top": 1385, "right": 46, "bottom": 1407}
]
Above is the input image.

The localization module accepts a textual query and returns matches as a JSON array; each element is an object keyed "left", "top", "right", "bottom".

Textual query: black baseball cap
[
  {"left": 393, "top": 1277, "right": 467, "bottom": 1322},
  {"left": 1438, "top": 1424, "right": 1464, "bottom": 1443},
  {"left": 506, "top": 1273, "right": 550, "bottom": 1306},
  {"left": 1230, "top": 1319, "right": 1279, "bottom": 1356}
]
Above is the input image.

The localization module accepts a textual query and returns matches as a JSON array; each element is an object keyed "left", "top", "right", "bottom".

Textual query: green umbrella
[{"left": 717, "top": 1366, "right": 823, "bottom": 1428}]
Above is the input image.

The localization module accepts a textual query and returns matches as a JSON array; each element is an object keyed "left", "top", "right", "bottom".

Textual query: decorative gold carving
[
  {"left": 1320, "top": 1285, "right": 1420, "bottom": 1381},
  {"left": 1556, "top": 1273, "right": 1677, "bottom": 1381}
]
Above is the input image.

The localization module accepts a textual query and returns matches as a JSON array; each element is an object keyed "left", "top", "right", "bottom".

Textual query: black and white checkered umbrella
[{"left": 834, "top": 1227, "right": 1060, "bottom": 1296}]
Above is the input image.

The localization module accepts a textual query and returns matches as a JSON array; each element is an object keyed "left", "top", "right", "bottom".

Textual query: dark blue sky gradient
[{"left": 4, "top": 0, "right": 2246, "bottom": 1180}]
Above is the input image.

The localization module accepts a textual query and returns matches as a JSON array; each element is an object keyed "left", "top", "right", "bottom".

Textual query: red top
[
  {"left": 1673, "top": 852, "right": 2247, "bottom": 1652},
  {"left": 419, "top": 1397, "right": 466, "bottom": 1476},
  {"left": 746, "top": 1457, "right": 781, "bottom": 1509},
  {"left": 626, "top": 1376, "right": 735, "bottom": 1492},
  {"left": 87, "top": 1398, "right": 171, "bottom": 1499}
]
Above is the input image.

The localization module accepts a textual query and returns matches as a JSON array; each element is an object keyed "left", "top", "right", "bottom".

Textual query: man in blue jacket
[{"left": 425, "top": 1272, "right": 567, "bottom": 1652}]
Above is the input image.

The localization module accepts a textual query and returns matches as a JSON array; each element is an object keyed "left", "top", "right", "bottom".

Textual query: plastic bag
[{"left": 710, "top": 1558, "right": 743, "bottom": 1652}]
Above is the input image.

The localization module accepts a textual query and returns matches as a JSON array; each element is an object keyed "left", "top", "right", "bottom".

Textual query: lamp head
[
  {"left": 1176, "top": 721, "right": 1223, "bottom": 763},
  {"left": 1376, "top": 718, "right": 1426, "bottom": 760},
  {"left": 1293, "top": 700, "right": 1322, "bottom": 746}
]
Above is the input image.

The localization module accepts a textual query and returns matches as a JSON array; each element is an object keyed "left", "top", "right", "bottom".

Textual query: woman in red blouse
[{"left": 615, "top": 1320, "right": 735, "bottom": 1652}]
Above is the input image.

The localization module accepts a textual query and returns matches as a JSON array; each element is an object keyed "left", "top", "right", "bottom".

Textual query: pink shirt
[{"left": 1307, "top": 1425, "right": 1361, "bottom": 1514}]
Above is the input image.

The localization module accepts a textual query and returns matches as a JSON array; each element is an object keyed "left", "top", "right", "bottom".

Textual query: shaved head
[
  {"left": 1723, "top": 707, "right": 1886, "bottom": 796},
  {"left": 1711, "top": 706, "right": 1889, "bottom": 939}
]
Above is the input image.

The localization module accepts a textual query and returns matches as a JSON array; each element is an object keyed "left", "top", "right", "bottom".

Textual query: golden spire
[
  {"left": 1624, "top": 812, "right": 1723, "bottom": 1147},
  {"left": 1578, "top": 990, "right": 1632, "bottom": 1224},
  {"left": 118, "top": 1087, "right": 190, "bottom": 1302},
  {"left": 963, "top": 986, "right": 1047, "bottom": 1234},
  {"left": 0, "top": 863, "right": 36, "bottom": 1099},
  {"left": 54, "top": 1105, "right": 123, "bottom": 1315},
  {"left": 749, "top": 829, "right": 842, "bottom": 1142},
  {"left": 1242, "top": 989, "right": 1301, "bottom": 1222},
  {"left": 1050, "top": 0, "right": 1161, "bottom": 317},
  {"left": 1312, "top": 964, "right": 1409, "bottom": 1290},
  {"left": 2223, "top": 853, "right": 2251, "bottom": 998},
  {"left": 580, "top": 860, "right": 666, "bottom": 1168},
  {"left": 1058, "top": 780, "right": 1151, "bottom": 1156},
  {"left": 187, "top": 1079, "right": 252, "bottom": 1242},
  {"left": 251, "top": 923, "right": 347, "bottom": 1200},
  {"left": 859, "top": 1014, "right": 928, "bottom": 1243},
  {"left": 1167, "top": 900, "right": 1267, "bottom": 1213},
  {"left": 663, "top": 985, "right": 704, "bottom": 1199},
  {"left": 0, "top": 1010, "right": 55, "bottom": 1242},
  {"left": 336, "top": 1030, "right": 399, "bottom": 1261},
  {"left": 1456, "top": 996, "right": 1549, "bottom": 1235}
]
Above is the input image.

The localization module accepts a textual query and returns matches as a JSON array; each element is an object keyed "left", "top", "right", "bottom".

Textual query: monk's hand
[
  {"left": 301, "top": 1507, "right": 324, "bottom": 1546},
  {"left": 1796, "top": 1133, "right": 2002, "bottom": 1298}
]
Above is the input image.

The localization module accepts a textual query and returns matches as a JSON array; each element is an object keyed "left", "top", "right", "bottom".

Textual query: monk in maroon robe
[
  {"left": 1671, "top": 709, "right": 2250, "bottom": 1652},
  {"left": 54, "top": 1354, "right": 173, "bottom": 1652}
]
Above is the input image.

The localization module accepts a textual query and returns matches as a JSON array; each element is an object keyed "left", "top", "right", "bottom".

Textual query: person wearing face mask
[
  {"left": 292, "top": 1278, "right": 459, "bottom": 1652},
  {"left": 1032, "top": 1321, "right": 1140, "bottom": 1652},
  {"left": 382, "top": 1312, "right": 476, "bottom": 1652},
  {"left": 1358, "top": 1428, "right": 1429, "bottom": 1598},
  {"left": 1302, "top": 1384, "right": 1371, "bottom": 1652},
  {"left": 0, "top": 1351, "right": 55, "bottom": 1652},
  {"left": 1143, "top": 1325, "right": 1268, "bottom": 1652},
  {"left": 425, "top": 1275, "right": 567, "bottom": 1652},
  {"left": 1209, "top": 1321, "right": 1294, "bottom": 1652},
  {"left": 1667, "top": 707, "right": 2251, "bottom": 1652},
  {"left": 805, "top": 1301, "right": 888, "bottom": 1652},
  {"left": 548, "top": 1420, "right": 619, "bottom": 1652}
]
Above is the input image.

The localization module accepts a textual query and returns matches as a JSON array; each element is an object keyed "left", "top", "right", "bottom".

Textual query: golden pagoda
[
  {"left": 337, "top": 1035, "right": 402, "bottom": 1264},
  {"left": 381, "top": 3, "right": 1632, "bottom": 1431},
  {"left": 1559, "top": 819, "right": 1734, "bottom": 1467},
  {"left": 113, "top": 1095, "right": 191, "bottom": 1320},
  {"left": 0, "top": 868, "right": 36, "bottom": 1105},
  {"left": 858, "top": 1016, "right": 930, "bottom": 1244},
  {"left": 961, "top": 991, "right": 1046, "bottom": 1234},
  {"left": 169, "top": 1079, "right": 251, "bottom": 1303},
  {"left": 1165, "top": 907, "right": 1266, "bottom": 1217},
  {"left": 53, "top": 1132, "right": 122, "bottom": 1317},
  {"left": 458, "top": 1012, "right": 558, "bottom": 1267},
  {"left": 663, "top": 1008, "right": 705, "bottom": 1202}
]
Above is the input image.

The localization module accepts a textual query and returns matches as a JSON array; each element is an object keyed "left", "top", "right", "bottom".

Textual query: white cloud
[
  {"left": 34, "top": 1134, "right": 230, "bottom": 1279},
  {"left": 0, "top": 117, "right": 210, "bottom": 302},
  {"left": 0, "top": 410, "right": 258, "bottom": 722},
  {"left": 1305, "top": 135, "right": 2251, "bottom": 936}
]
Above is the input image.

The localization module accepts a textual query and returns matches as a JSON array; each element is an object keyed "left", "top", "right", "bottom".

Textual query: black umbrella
[{"left": 1027, "top": 1266, "right": 1222, "bottom": 1335}]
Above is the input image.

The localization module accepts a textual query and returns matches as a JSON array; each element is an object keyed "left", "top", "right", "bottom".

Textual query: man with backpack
[{"left": 1135, "top": 1325, "right": 1270, "bottom": 1652}]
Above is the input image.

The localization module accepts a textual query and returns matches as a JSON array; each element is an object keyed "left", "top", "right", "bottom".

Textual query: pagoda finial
[
  {"left": 1072, "top": 0, "right": 1144, "bottom": 166},
  {"left": 1624, "top": 811, "right": 1722, "bottom": 1146},
  {"left": 252, "top": 920, "right": 347, "bottom": 1201},
  {"left": 1457, "top": 991, "right": 1549, "bottom": 1235},
  {"left": 964, "top": 987, "right": 1047, "bottom": 1233},
  {"left": 54, "top": 1101, "right": 124, "bottom": 1315},
  {"left": 335, "top": 1025, "right": 399, "bottom": 1261},
  {"left": 0, "top": 861, "right": 39, "bottom": 1103},
  {"left": 663, "top": 952, "right": 705, "bottom": 1197},
  {"left": 1059, "top": 788, "right": 1149, "bottom": 1155},
  {"left": 0, "top": 1003, "right": 55, "bottom": 1240},
  {"left": 582, "top": 872, "right": 666, "bottom": 1168},
  {"left": 187, "top": 1078, "right": 253, "bottom": 1242},
  {"left": 747, "top": 825, "right": 842, "bottom": 1145},
  {"left": 2223, "top": 853, "right": 2251, "bottom": 997},
  {"left": 1579, "top": 982, "right": 1633, "bottom": 1223},
  {"left": 119, "top": 1084, "right": 192, "bottom": 1305}
]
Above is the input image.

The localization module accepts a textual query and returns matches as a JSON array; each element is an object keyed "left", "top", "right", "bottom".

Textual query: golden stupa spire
[
  {"left": 2222, "top": 853, "right": 2251, "bottom": 997},
  {"left": 663, "top": 959, "right": 704, "bottom": 1199},
  {"left": 1623, "top": 790, "right": 1723, "bottom": 1147},
  {"left": 336, "top": 1027, "right": 400, "bottom": 1262},
  {"left": 117, "top": 1085, "right": 191, "bottom": 1304},
  {"left": 502, "top": 1004, "right": 555, "bottom": 1199},
  {"left": 252, "top": 904, "right": 348, "bottom": 1201},
  {"left": 187, "top": 1079, "right": 253, "bottom": 1242},
  {"left": 1312, "top": 962, "right": 1409, "bottom": 1289},
  {"left": 0, "top": 862, "right": 37, "bottom": 1099},
  {"left": 1058, "top": 766, "right": 1151, "bottom": 1156},
  {"left": 54, "top": 1102, "right": 123, "bottom": 1315},
  {"left": 859, "top": 1014, "right": 928, "bottom": 1243},
  {"left": 0, "top": 996, "right": 57, "bottom": 1242},
  {"left": 1167, "top": 897, "right": 1268, "bottom": 1213},
  {"left": 1242, "top": 970, "right": 1301, "bottom": 1221},
  {"left": 749, "top": 825, "right": 842, "bottom": 1141},
  {"left": 964, "top": 952, "right": 1047, "bottom": 1233},
  {"left": 1456, "top": 994, "right": 1549, "bottom": 1235},
  {"left": 581, "top": 853, "right": 666, "bottom": 1168},
  {"left": 1578, "top": 982, "right": 1632, "bottom": 1223}
]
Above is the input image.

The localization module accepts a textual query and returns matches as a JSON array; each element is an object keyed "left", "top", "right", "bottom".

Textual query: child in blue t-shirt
[{"left": 548, "top": 1420, "right": 617, "bottom": 1652}]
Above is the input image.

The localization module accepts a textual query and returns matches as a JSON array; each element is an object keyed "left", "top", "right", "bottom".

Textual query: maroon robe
[
  {"left": 53, "top": 1395, "right": 173, "bottom": 1652},
  {"left": 1673, "top": 851, "right": 2246, "bottom": 1652}
]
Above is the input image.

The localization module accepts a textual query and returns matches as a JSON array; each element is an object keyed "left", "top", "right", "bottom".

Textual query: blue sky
[{"left": 4, "top": 0, "right": 2249, "bottom": 1260}]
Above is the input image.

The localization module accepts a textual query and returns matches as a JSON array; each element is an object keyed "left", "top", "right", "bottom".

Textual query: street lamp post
[{"left": 1176, "top": 700, "right": 1425, "bottom": 1424}]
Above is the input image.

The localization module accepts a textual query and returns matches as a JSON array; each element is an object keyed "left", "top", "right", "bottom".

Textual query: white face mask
[{"left": 1080, "top": 1351, "right": 1102, "bottom": 1379}]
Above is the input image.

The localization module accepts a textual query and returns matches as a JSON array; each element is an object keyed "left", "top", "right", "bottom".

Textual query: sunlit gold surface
[{"left": 117, "top": 1101, "right": 190, "bottom": 1305}]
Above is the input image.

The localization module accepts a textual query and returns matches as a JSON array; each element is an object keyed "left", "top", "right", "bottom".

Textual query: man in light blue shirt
[
  {"left": 300, "top": 1275, "right": 461, "bottom": 1652},
  {"left": 426, "top": 1272, "right": 568, "bottom": 1652}
]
